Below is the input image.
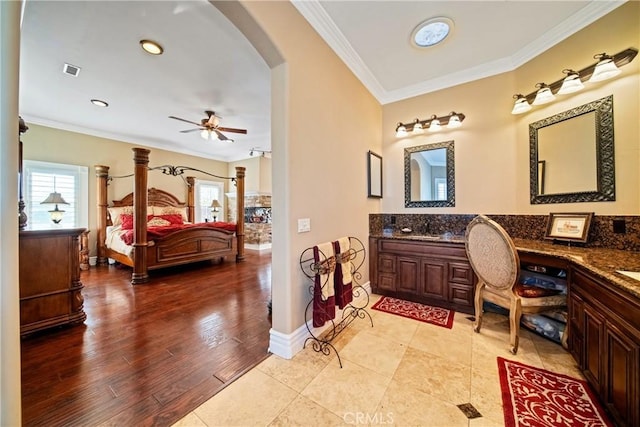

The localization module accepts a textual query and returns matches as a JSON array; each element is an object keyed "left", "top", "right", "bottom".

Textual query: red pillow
[
  {"left": 156, "top": 214, "right": 184, "bottom": 225},
  {"left": 120, "top": 214, "right": 134, "bottom": 230},
  {"left": 515, "top": 283, "right": 561, "bottom": 298}
]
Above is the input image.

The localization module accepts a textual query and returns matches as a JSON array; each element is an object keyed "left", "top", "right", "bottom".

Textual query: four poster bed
[{"left": 95, "top": 147, "right": 245, "bottom": 284}]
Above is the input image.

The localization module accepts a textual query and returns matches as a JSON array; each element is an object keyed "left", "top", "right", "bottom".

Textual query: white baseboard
[
  {"left": 268, "top": 281, "right": 372, "bottom": 359},
  {"left": 245, "top": 243, "right": 272, "bottom": 251}
]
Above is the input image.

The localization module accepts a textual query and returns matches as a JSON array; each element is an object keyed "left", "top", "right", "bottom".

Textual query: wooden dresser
[{"left": 19, "top": 227, "right": 87, "bottom": 336}]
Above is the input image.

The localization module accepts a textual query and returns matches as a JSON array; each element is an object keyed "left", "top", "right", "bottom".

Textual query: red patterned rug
[
  {"left": 498, "top": 357, "right": 613, "bottom": 427},
  {"left": 370, "top": 296, "right": 454, "bottom": 329}
]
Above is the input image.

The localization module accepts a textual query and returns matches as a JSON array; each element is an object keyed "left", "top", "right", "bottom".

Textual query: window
[
  {"left": 23, "top": 160, "right": 88, "bottom": 228},
  {"left": 435, "top": 178, "right": 447, "bottom": 201},
  {"left": 194, "top": 179, "right": 224, "bottom": 222}
]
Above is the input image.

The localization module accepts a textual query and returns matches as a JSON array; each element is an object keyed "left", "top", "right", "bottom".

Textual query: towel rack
[{"left": 299, "top": 236, "right": 373, "bottom": 368}]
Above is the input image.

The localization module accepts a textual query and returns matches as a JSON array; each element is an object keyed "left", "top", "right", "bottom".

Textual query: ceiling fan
[{"left": 168, "top": 110, "right": 247, "bottom": 141}]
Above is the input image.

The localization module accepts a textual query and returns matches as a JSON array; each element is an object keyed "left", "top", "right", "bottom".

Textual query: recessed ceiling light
[
  {"left": 140, "top": 39, "right": 163, "bottom": 55},
  {"left": 412, "top": 17, "right": 454, "bottom": 48},
  {"left": 90, "top": 99, "right": 109, "bottom": 107}
]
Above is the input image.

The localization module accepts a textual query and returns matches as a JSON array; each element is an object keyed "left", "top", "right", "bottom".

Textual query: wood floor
[{"left": 20, "top": 251, "right": 272, "bottom": 426}]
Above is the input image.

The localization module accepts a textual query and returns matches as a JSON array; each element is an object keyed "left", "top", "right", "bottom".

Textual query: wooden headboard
[{"left": 111, "top": 188, "right": 186, "bottom": 208}]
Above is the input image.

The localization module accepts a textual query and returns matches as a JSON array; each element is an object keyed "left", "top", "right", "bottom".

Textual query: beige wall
[
  {"left": 228, "top": 155, "right": 272, "bottom": 194},
  {"left": 382, "top": 2, "right": 640, "bottom": 215},
  {"left": 22, "top": 124, "right": 230, "bottom": 256},
  {"left": 240, "top": 1, "right": 383, "bottom": 334}
]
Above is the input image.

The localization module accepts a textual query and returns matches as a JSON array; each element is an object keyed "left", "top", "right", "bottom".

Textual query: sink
[
  {"left": 617, "top": 271, "right": 640, "bottom": 281},
  {"left": 409, "top": 235, "right": 441, "bottom": 241}
]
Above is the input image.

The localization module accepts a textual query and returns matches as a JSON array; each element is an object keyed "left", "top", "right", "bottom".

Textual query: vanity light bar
[
  {"left": 512, "top": 47, "right": 638, "bottom": 115},
  {"left": 395, "top": 111, "right": 465, "bottom": 137}
]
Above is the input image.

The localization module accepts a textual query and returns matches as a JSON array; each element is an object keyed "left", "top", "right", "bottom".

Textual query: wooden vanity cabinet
[
  {"left": 369, "top": 237, "right": 476, "bottom": 314},
  {"left": 19, "top": 227, "right": 87, "bottom": 336},
  {"left": 569, "top": 266, "right": 640, "bottom": 427}
]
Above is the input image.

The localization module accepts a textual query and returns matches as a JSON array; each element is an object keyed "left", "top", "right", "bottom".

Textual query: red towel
[
  {"left": 333, "top": 237, "right": 353, "bottom": 309},
  {"left": 312, "top": 242, "right": 336, "bottom": 327}
]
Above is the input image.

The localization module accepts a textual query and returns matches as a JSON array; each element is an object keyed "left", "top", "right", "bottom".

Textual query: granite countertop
[{"left": 371, "top": 233, "right": 640, "bottom": 299}]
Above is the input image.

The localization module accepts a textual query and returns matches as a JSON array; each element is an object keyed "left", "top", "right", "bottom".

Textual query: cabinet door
[
  {"left": 397, "top": 257, "right": 420, "bottom": 293},
  {"left": 568, "top": 291, "right": 585, "bottom": 365},
  {"left": 604, "top": 321, "right": 640, "bottom": 427},
  {"left": 420, "top": 258, "right": 447, "bottom": 301},
  {"left": 583, "top": 304, "right": 605, "bottom": 393}
]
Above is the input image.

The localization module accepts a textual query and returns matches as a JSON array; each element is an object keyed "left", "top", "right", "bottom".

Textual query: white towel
[
  {"left": 336, "top": 237, "right": 352, "bottom": 285},
  {"left": 314, "top": 241, "right": 336, "bottom": 300}
]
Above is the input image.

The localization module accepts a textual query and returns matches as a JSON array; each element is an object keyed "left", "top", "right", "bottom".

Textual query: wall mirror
[
  {"left": 529, "top": 95, "right": 615, "bottom": 204},
  {"left": 404, "top": 140, "right": 455, "bottom": 207}
]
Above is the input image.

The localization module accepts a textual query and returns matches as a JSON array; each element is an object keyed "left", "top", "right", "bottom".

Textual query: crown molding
[{"left": 294, "top": 0, "right": 626, "bottom": 105}]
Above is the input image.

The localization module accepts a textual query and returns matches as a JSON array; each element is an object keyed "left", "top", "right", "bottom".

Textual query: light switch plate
[{"left": 297, "top": 218, "right": 311, "bottom": 233}]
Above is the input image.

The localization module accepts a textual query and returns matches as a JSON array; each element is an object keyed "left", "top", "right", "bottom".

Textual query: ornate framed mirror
[
  {"left": 529, "top": 95, "right": 615, "bottom": 204},
  {"left": 404, "top": 140, "right": 455, "bottom": 207}
]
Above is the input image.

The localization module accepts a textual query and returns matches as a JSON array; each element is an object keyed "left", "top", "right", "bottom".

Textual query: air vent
[{"left": 63, "top": 63, "right": 81, "bottom": 77}]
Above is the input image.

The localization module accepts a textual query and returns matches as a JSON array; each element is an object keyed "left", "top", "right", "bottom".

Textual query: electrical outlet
[
  {"left": 613, "top": 218, "right": 626, "bottom": 234},
  {"left": 297, "top": 218, "right": 311, "bottom": 233},
  {"left": 390, "top": 215, "right": 396, "bottom": 224}
]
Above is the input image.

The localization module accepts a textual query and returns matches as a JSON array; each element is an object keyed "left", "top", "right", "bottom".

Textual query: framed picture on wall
[
  {"left": 544, "top": 212, "right": 594, "bottom": 243},
  {"left": 367, "top": 151, "right": 382, "bottom": 198}
]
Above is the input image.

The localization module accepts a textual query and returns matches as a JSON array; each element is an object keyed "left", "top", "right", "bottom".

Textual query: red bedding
[{"left": 120, "top": 222, "right": 236, "bottom": 245}]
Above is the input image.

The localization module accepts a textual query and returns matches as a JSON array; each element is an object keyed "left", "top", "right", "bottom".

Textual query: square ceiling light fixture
[{"left": 411, "top": 17, "right": 454, "bottom": 48}]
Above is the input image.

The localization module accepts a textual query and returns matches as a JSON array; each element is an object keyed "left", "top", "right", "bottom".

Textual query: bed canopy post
[
  {"left": 235, "top": 166, "right": 245, "bottom": 262},
  {"left": 186, "top": 176, "right": 195, "bottom": 223},
  {"left": 95, "top": 165, "right": 110, "bottom": 265},
  {"left": 132, "top": 147, "right": 150, "bottom": 284}
]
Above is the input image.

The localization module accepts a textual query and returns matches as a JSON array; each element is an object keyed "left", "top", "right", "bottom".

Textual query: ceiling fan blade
[
  {"left": 217, "top": 126, "right": 247, "bottom": 134},
  {"left": 180, "top": 128, "right": 202, "bottom": 133},
  {"left": 169, "top": 116, "right": 202, "bottom": 126},
  {"left": 214, "top": 129, "right": 232, "bottom": 141}
]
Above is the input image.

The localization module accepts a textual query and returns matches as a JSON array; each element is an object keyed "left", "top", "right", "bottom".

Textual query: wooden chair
[{"left": 464, "top": 215, "right": 566, "bottom": 354}]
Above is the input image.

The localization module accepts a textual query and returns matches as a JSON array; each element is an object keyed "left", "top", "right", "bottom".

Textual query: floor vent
[
  {"left": 63, "top": 63, "right": 81, "bottom": 77},
  {"left": 457, "top": 403, "right": 482, "bottom": 419}
]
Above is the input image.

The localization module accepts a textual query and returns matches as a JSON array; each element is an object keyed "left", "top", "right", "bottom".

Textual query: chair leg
[
  {"left": 473, "top": 281, "right": 485, "bottom": 333},
  {"left": 509, "top": 298, "right": 522, "bottom": 354}
]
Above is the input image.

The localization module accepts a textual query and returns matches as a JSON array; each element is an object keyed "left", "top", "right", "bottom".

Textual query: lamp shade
[
  {"left": 41, "top": 192, "right": 68, "bottom": 205},
  {"left": 412, "top": 119, "right": 423, "bottom": 134},
  {"left": 447, "top": 112, "right": 462, "bottom": 128},
  {"left": 428, "top": 115, "right": 441, "bottom": 132},
  {"left": 511, "top": 95, "right": 531, "bottom": 114},
  {"left": 395, "top": 123, "right": 408, "bottom": 138},
  {"left": 41, "top": 192, "right": 69, "bottom": 224},
  {"left": 589, "top": 54, "right": 621, "bottom": 82},
  {"left": 532, "top": 83, "right": 555, "bottom": 105},
  {"left": 210, "top": 199, "right": 221, "bottom": 209},
  {"left": 558, "top": 70, "right": 584, "bottom": 94}
]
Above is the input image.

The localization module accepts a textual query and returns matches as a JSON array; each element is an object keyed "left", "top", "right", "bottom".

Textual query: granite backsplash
[{"left": 369, "top": 214, "right": 640, "bottom": 252}]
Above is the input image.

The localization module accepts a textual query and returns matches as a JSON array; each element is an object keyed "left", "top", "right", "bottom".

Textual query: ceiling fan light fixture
[{"left": 140, "top": 39, "right": 163, "bottom": 55}]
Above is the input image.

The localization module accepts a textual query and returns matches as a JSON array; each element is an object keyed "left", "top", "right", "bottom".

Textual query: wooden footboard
[{"left": 147, "top": 227, "right": 236, "bottom": 269}]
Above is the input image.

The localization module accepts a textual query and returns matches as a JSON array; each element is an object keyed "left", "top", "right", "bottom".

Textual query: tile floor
[{"left": 173, "top": 295, "right": 582, "bottom": 426}]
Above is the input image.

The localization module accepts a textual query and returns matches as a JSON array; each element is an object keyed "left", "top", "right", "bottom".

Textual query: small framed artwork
[
  {"left": 544, "top": 212, "right": 594, "bottom": 243},
  {"left": 367, "top": 151, "right": 383, "bottom": 198}
]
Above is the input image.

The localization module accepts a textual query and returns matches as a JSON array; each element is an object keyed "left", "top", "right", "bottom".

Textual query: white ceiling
[{"left": 19, "top": 1, "right": 624, "bottom": 162}]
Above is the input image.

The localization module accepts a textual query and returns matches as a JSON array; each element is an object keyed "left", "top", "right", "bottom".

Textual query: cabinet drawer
[
  {"left": 378, "top": 273, "right": 396, "bottom": 291},
  {"left": 378, "top": 255, "right": 396, "bottom": 273},
  {"left": 449, "top": 284, "right": 473, "bottom": 307},
  {"left": 448, "top": 262, "right": 474, "bottom": 285}
]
